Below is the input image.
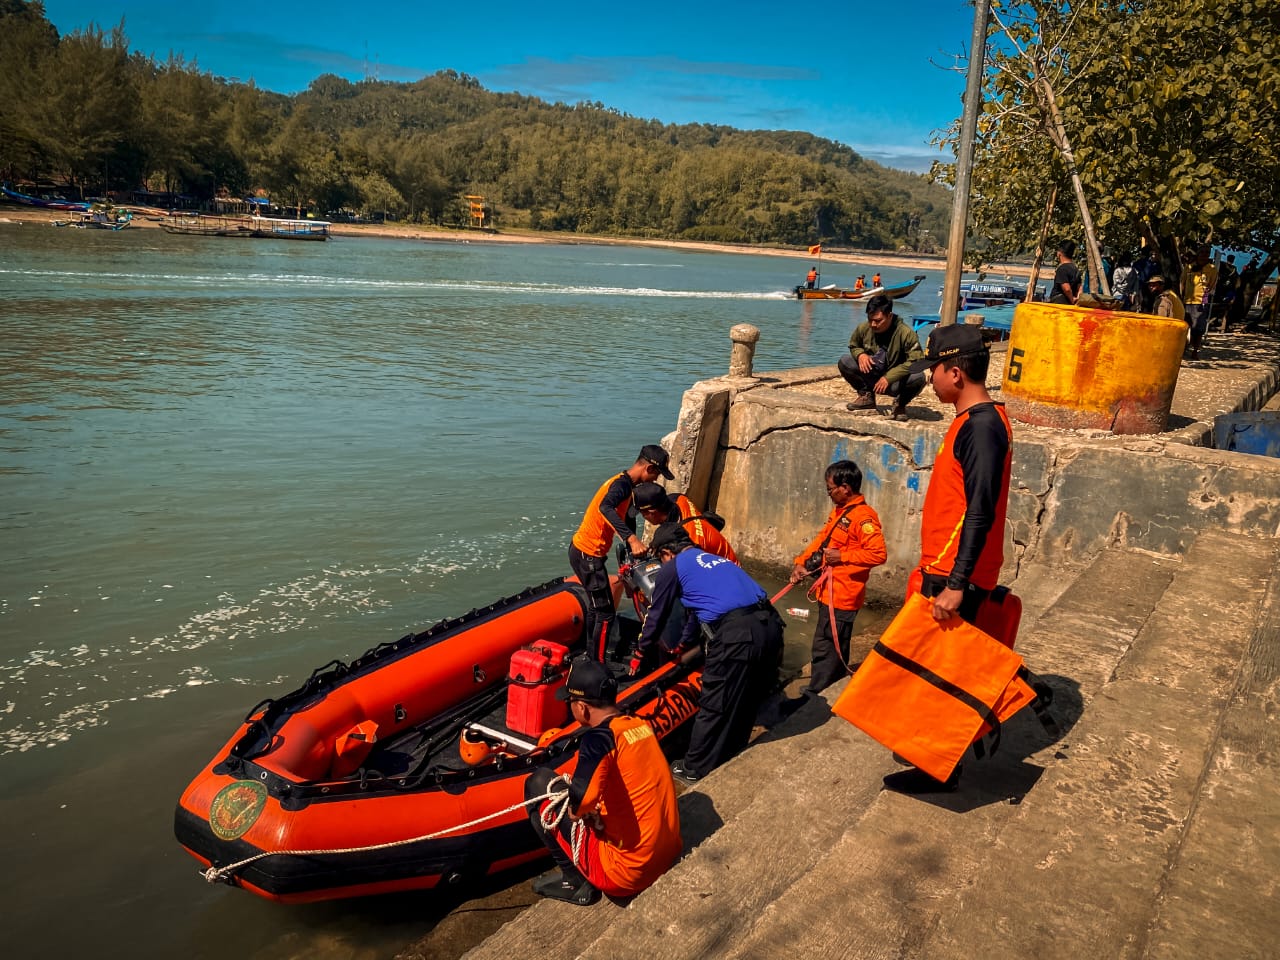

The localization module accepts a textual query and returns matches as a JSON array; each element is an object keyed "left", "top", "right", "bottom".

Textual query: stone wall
[{"left": 667, "top": 367, "right": 1280, "bottom": 605}]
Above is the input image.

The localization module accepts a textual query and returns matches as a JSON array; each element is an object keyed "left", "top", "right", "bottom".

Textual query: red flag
[{"left": 808, "top": 244, "right": 822, "bottom": 256}]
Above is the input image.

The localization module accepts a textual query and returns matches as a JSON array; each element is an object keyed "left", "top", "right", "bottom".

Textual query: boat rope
[
  {"left": 201, "top": 775, "right": 575, "bottom": 885},
  {"left": 536, "top": 773, "right": 589, "bottom": 867},
  {"left": 806, "top": 568, "right": 849, "bottom": 669}
]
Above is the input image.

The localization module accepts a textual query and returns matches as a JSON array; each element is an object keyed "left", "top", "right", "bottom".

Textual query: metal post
[{"left": 940, "top": 0, "right": 991, "bottom": 327}]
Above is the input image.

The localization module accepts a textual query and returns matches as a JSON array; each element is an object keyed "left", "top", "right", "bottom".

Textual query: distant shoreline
[{"left": 0, "top": 205, "right": 1033, "bottom": 278}]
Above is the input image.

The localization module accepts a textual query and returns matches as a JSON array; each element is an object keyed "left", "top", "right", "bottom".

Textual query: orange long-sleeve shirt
[{"left": 793, "top": 495, "right": 886, "bottom": 610}]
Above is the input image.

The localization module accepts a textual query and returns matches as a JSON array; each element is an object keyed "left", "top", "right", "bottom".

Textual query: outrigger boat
[
  {"left": 174, "top": 559, "right": 701, "bottom": 903},
  {"left": 1, "top": 182, "right": 90, "bottom": 211},
  {"left": 794, "top": 274, "right": 926, "bottom": 301},
  {"left": 161, "top": 214, "right": 254, "bottom": 237}
]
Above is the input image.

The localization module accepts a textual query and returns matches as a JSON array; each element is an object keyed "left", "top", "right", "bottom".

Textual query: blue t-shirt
[{"left": 637, "top": 549, "right": 765, "bottom": 653}]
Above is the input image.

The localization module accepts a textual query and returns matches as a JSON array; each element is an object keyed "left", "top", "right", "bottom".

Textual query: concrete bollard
[{"left": 729, "top": 323, "right": 761, "bottom": 378}]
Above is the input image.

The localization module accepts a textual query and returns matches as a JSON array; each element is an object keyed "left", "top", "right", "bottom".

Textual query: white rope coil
[{"left": 202, "top": 774, "right": 575, "bottom": 884}]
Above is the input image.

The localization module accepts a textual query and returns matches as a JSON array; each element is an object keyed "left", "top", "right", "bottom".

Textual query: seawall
[{"left": 667, "top": 335, "right": 1280, "bottom": 593}]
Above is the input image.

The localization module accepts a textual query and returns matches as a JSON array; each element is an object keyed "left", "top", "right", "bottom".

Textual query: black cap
[
  {"left": 649, "top": 521, "right": 692, "bottom": 555},
  {"left": 556, "top": 657, "right": 618, "bottom": 704},
  {"left": 639, "top": 444, "right": 675, "bottom": 480},
  {"left": 633, "top": 482, "right": 672, "bottom": 512},
  {"left": 907, "top": 324, "right": 988, "bottom": 375}
]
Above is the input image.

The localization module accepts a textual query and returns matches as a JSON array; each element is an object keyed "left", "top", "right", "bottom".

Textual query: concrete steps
[
  {"left": 462, "top": 533, "right": 1278, "bottom": 960},
  {"left": 1141, "top": 553, "right": 1280, "bottom": 960}
]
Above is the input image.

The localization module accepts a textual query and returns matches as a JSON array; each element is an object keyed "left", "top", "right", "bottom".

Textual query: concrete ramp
[{"left": 460, "top": 533, "right": 1278, "bottom": 960}]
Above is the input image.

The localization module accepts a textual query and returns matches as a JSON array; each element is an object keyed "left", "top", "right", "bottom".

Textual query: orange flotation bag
[{"left": 832, "top": 592, "right": 1037, "bottom": 782}]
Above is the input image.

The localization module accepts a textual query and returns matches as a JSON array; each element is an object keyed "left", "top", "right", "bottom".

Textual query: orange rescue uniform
[
  {"left": 793, "top": 495, "right": 886, "bottom": 610},
  {"left": 671, "top": 493, "right": 738, "bottom": 563},
  {"left": 572, "top": 473, "right": 633, "bottom": 558},
  {"left": 571, "top": 713, "right": 682, "bottom": 895},
  {"left": 919, "top": 402, "right": 1012, "bottom": 591}
]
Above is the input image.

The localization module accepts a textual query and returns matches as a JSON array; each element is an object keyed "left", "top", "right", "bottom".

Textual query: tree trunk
[
  {"left": 1027, "top": 183, "right": 1058, "bottom": 302},
  {"left": 1035, "top": 75, "right": 1110, "bottom": 297}
]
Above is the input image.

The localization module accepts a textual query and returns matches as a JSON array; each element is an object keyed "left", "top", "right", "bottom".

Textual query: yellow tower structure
[{"left": 464, "top": 195, "right": 486, "bottom": 229}]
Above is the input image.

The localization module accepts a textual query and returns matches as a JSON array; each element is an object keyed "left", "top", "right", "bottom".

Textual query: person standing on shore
[
  {"left": 1181, "top": 245, "right": 1217, "bottom": 360},
  {"left": 1146, "top": 275, "right": 1185, "bottom": 321},
  {"left": 890, "top": 324, "right": 1012, "bottom": 793},
  {"left": 1049, "top": 240, "right": 1082, "bottom": 305},
  {"left": 789, "top": 459, "right": 886, "bottom": 694},
  {"left": 570, "top": 445, "right": 673, "bottom": 659}
]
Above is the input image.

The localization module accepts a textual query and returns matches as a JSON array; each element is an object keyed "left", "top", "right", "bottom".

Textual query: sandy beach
[{"left": 0, "top": 205, "right": 1035, "bottom": 278}]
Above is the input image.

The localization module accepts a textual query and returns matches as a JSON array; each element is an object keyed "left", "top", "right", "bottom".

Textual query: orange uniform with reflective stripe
[
  {"left": 572, "top": 473, "right": 632, "bottom": 557},
  {"left": 793, "top": 495, "right": 887, "bottom": 610},
  {"left": 672, "top": 494, "right": 738, "bottom": 563},
  {"left": 575, "top": 714, "right": 682, "bottom": 895},
  {"left": 919, "top": 402, "right": 1012, "bottom": 591}
]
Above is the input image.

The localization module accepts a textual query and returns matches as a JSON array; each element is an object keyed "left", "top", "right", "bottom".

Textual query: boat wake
[{"left": 0, "top": 267, "right": 792, "bottom": 300}]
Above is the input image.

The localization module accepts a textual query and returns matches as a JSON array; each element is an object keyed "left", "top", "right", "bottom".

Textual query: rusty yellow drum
[{"left": 1001, "top": 302, "right": 1186, "bottom": 434}]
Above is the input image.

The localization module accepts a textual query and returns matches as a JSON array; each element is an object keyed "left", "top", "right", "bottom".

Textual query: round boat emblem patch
[{"left": 209, "top": 780, "right": 268, "bottom": 841}]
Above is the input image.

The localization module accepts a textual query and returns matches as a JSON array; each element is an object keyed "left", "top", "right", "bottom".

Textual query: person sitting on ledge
[{"left": 838, "top": 294, "right": 927, "bottom": 420}]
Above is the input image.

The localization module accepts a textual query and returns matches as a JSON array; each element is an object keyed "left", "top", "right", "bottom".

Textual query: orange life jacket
[
  {"left": 672, "top": 494, "right": 738, "bottom": 563},
  {"left": 919, "top": 403, "right": 1012, "bottom": 591},
  {"left": 572, "top": 473, "right": 632, "bottom": 558}
]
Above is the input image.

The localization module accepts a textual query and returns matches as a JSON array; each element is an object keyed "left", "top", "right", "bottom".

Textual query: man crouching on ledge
[{"left": 524, "top": 658, "right": 682, "bottom": 904}]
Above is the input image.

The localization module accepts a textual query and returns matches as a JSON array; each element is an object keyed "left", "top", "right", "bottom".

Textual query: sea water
[{"left": 0, "top": 223, "right": 938, "bottom": 958}]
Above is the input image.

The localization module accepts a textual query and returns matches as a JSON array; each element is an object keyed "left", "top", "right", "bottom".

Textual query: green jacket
[{"left": 847, "top": 314, "right": 925, "bottom": 385}]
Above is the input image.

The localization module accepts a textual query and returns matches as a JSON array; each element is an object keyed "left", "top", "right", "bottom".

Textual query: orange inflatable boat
[{"left": 174, "top": 572, "right": 702, "bottom": 902}]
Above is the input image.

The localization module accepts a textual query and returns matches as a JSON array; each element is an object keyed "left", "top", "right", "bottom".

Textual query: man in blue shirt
[{"left": 631, "top": 523, "right": 784, "bottom": 783}]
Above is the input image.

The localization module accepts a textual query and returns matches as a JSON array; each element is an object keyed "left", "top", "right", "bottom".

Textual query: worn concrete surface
[
  {"left": 461, "top": 532, "right": 1278, "bottom": 960},
  {"left": 435, "top": 333, "right": 1280, "bottom": 960},
  {"left": 682, "top": 336, "right": 1280, "bottom": 598}
]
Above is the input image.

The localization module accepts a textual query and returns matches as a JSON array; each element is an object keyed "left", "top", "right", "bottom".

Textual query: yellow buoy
[{"left": 1000, "top": 302, "right": 1186, "bottom": 434}]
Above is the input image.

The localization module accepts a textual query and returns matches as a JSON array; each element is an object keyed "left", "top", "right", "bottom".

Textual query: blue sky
[{"left": 42, "top": 0, "right": 981, "bottom": 173}]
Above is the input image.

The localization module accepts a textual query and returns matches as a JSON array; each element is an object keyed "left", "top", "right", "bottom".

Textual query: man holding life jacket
[
  {"left": 789, "top": 459, "right": 886, "bottom": 694},
  {"left": 631, "top": 523, "right": 783, "bottom": 784},
  {"left": 632, "top": 482, "right": 738, "bottom": 562},
  {"left": 910, "top": 323, "right": 1011, "bottom": 624},
  {"left": 524, "top": 658, "right": 682, "bottom": 905},
  {"left": 890, "top": 324, "right": 1012, "bottom": 794},
  {"left": 570, "top": 444, "right": 674, "bottom": 660}
]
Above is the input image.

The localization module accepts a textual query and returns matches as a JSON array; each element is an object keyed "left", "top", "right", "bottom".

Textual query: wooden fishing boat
[
  {"left": 250, "top": 216, "right": 330, "bottom": 240},
  {"left": 161, "top": 214, "right": 254, "bottom": 237},
  {"left": 794, "top": 274, "right": 926, "bottom": 301},
  {"left": 174, "top": 568, "right": 702, "bottom": 903}
]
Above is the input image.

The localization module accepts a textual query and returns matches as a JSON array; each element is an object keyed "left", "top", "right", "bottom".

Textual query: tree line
[{"left": 0, "top": 0, "right": 950, "bottom": 249}]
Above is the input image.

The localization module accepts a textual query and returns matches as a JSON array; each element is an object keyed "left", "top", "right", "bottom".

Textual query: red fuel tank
[{"left": 506, "top": 641, "right": 570, "bottom": 737}]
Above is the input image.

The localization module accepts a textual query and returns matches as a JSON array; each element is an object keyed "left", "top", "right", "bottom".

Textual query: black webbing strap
[
  {"left": 871, "top": 640, "right": 1003, "bottom": 756},
  {"left": 1020, "top": 667, "right": 1062, "bottom": 738}
]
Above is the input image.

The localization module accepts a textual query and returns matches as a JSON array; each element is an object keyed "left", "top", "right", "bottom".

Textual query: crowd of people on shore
[
  {"left": 526, "top": 322, "right": 1011, "bottom": 906},
  {"left": 1049, "top": 239, "right": 1272, "bottom": 360}
]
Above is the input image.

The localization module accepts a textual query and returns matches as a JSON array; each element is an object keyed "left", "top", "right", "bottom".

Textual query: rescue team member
[
  {"left": 524, "top": 658, "right": 681, "bottom": 905},
  {"left": 570, "top": 444, "right": 674, "bottom": 660},
  {"left": 872, "top": 272, "right": 882, "bottom": 287},
  {"left": 632, "top": 482, "right": 738, "bottom": 562},
  {"left": 890, "top": 323, "right": 1013, "bottom": 794},
  {"left": 806, "top": 265, "right": 818, "bottom": 289},
  {"left": 789, "top": 460, "right": 886, "bottom": 695},
  {"left": 631, "top": 523, "right": 783, "bottom": 784}
]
